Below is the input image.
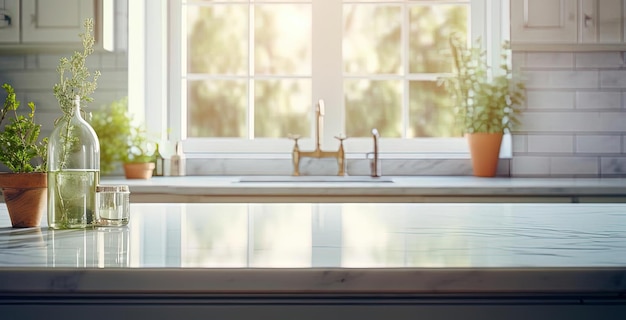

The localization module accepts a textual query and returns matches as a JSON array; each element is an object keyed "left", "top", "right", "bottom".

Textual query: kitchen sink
[{"left": 237, "top": 176, "right": 394, "bottom": 183}]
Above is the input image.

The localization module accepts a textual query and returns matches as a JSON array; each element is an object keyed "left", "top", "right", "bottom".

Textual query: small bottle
[
  {"left": 153, "top": 143, "right": 164, "bottom": 176},
  {"left": 170, "top": 141, "right": 186, "bottom": 176}
]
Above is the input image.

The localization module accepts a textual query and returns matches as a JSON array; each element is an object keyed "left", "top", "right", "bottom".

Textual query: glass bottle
[
  {"left": 47, "top": 95, "right": 100, "bottom": 229},
  {"left": 153, "top": 143, "right": 164, "bottom": 176}
]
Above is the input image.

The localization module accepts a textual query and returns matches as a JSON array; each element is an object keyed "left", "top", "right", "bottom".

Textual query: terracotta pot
[
  {"left": 0, "top": 172, "right": 47, "bottom": 228},
  {"left": 467, "top": 133, "right": 503, "bottom": 177},
  {"left": 123, "top": 162, "right": 155, "bottom": 179}
]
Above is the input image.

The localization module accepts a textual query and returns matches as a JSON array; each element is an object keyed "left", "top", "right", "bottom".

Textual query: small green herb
[
  {"left": 441, "top": 35, "right": 525, "bottom": 134},
  {"left": 52, "top": 18, "right": 101, "bottom": 169},
  {"left": 0, "top": 83, "right": 48, "bottom": 173}
]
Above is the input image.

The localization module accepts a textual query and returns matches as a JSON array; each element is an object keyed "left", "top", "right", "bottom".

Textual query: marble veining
[{"left": 1, "top": 203, "right": 626, "bottom": 294}]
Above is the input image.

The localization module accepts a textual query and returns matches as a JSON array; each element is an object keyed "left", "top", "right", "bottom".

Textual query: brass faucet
[
  {"left": 368, "top": 128, "right": 381, "bottom": 177},
  {"left": 289, "top": 100, "right": 347, "bottom": 176}
]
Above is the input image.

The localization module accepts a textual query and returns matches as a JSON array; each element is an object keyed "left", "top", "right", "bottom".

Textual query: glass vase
[{"left": 47, "top": 96, "right": 100, "bottom": 229}]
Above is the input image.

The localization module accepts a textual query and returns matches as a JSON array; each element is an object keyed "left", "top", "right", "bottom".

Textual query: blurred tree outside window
[{"left": 180, "top": 0, "right": 470, "bottom": 149}]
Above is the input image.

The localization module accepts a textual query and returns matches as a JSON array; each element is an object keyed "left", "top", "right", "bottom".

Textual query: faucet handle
[{"left": 333, "top": 134, "right": 348, "bottom": 142}]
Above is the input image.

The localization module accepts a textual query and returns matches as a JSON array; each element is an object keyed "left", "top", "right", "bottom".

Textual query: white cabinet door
[
  {"left": 21, "top": 0, "right": 95, "bottom": 43},
  {"left": 0, "top": 0, "right": 19, "bottom": 43},
  {"left": 510, "top": 0, "right": 578, "bottom": 43},
  {"left": 580, "top": 0, "right": 622, "bottom": 43}
]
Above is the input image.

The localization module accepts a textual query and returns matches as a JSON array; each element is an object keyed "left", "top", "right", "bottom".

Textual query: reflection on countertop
[{"left": 2, "top": 202, "right": 626, "bottom": 269}]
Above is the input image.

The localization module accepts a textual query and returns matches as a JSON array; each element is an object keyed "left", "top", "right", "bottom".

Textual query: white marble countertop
[
  {"left": 1, "top": 202, "right": 625, "bottom": 295},
  {"left": 100, "top": 176, "right": 626, "bottom": 203}
]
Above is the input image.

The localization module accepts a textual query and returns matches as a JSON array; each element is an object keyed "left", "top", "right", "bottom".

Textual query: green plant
[
  {"left": 0, "top": 83, "right": 47, "bottom": 172},
  {"left": 91, "top": 97, "right": 154, "bottom": 174},
  {"left": 90, "top": 97, "right": 132, "bottom": 174},
  {"left": 52, "top": 18, "right": 101, "bottom": 168},
  {"left": 124, "top": 126, "right": 155, "bottom": 164},
  {"left": 442, "top": 35, "right": 525, "bottom": 134}
]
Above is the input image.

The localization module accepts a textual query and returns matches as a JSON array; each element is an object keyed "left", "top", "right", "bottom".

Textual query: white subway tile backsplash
[
  {"left": 101, "top": 54, "right": 118, "bottom": 69},
  {"left": 576, "top": 135, "right": 621, "bottom": 154},
  {"left": 600, "top": 70, "right": 626, "bottom": 88},
  {"left": 38, "top": 53, "right": 100, "bottom": 70},
  {"left": 575, "top": 52, "right": 625, "bottom": 68},
  {"left": 576, "top": 91, "right": 621, "bottom": 110},
  {"left": 0, "top": 56, "right": 25, "bottom": 70},
  {"left": 521, "top": 112, "right": 626, "bottom": 132},
  {"left": 524, "top": 70, "right": 598, "bottom": 89},
  {"left": 512, "top": 52, "right": 526, "bottom": 70},
  {"left": 0, "top": 71, "right": 57, "bottom": 90},
  {"left": 526, "top": 52, "right": 574, "bottom": 68},
  {"left": 527, "top": 135, "right": 573, "bottom": 153},
  {"left": 25, "top": 91, "right": 58, "bottom": 112},
  {"left": 550, "top": 157, "right": 598, "bottom": 175},
  {"left": 25, "top": 55, "right": 38, "bottom": 69},
  {"left": 96, "top": 71, "right": 129, "bottom": 90},
  {"left": 511, "top": 156, "right": 550, "bottom": 176},
  {"left": 526, "top": 91, "right": 574, "bottom": 109},
  {"left": 512, "top": 134, "right": 527, "bottom": 153},
  {"left": 600, "top": 157, "right": 626, "bottom": 175},
  {"left": 36, "top": 54, "right": 65, "bottom": 70}
]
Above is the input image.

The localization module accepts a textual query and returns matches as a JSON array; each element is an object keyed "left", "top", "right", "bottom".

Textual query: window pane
[
  {"left": 343, "top": 5, "right": 401, "bottom": 74},
  {"left": 254, "top": 79, "right": 311, "bottom": 138},
  {"left": 345, "top": 80, "right": 402, "bottom": 138},
  {"left": 187, "top": 80, "right": 248, "bottom": 137},
  {"left": 255, "top": 5, "right": 312, "bottom": 75},
  {"left": 408, "top": 81, "right": 459, "bottom": 138},
  {"left": 409, "top": 4, "right": 468, "bottom": 73},
  {"left": 187, "top": 4, "right": 248, "bottom": 74}
]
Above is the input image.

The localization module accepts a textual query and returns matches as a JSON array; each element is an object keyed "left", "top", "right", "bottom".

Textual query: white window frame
[{"left": 130, "top": 0, "right": 510, "bottom": 160}]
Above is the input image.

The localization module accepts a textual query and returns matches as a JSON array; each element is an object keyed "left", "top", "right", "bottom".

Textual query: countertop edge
[{"left": 1, "top": 268, "right": 625, "bottom": 294}]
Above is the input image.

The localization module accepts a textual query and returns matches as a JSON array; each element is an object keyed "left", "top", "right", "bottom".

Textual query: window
[{"left": 134, "top": 0, "right": 508, "bottom": 157}]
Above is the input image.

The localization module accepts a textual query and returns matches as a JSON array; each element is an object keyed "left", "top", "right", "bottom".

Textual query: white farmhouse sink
[{"left": 237, "top": 176, "right": 394, "bottom": 183}]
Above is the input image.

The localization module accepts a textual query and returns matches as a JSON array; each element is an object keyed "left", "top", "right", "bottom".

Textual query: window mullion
[
  {"left": 248, "top": 1, "right": 255, "bottom": 140},
  {"left": 312, "top": 0, "right": 343, "bottom": 149},
  {"left": 402, "top": 2, "right": 409, "bottom": 139}
]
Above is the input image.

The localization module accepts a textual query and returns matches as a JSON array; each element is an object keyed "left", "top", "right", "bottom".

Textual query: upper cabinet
[
  {"left": 0, "top": 0, "right": 113, "bottom": 52},
  {"left": 511, "top": 0, "right": 626, "bottom": 50},
  {"left": 21, "top": 0, "right": 94, "bottom": 43},
  {"left": 0, "top": 0, "right": 19, "bottom": 43}
]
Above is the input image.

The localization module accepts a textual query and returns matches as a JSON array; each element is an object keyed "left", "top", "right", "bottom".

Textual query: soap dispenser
[{"left": 170, "top": 142, "right": 186, "bottom": 176}]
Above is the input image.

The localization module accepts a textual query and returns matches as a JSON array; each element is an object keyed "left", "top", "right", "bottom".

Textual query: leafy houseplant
[
  {"left": 91, "top": 97, "right": 156, "bottom": 179},
  {"left": 90, "top": 97, "right": 132, "bottom": 175},
  {"left": 48, "top": 18, "right": 101, "bottom": 229},
  {"left": 122, "top": 125, "right": 156, "bottom": 179},
  {"left": 443, "top": 35, "right": 525, "bottom": 177},
  {"left": 0, "top": 83, "right": 48, "bottom": 227}
]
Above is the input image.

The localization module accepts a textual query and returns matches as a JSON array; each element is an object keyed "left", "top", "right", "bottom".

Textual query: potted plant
[
  {"left": 443, "top": 35, "right": 525, "bottom": 177},
  {"left": 91, "top": 99, "right": 155, "bottom": 179},
  {"left": 0, "top": 83, "right": 48, "bottom": 228},
  {"left": 122, "top": 126, "right": 156, "bottom": 179}
]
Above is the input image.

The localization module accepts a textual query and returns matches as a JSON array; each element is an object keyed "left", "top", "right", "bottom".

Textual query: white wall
[{"left": 512, "top": 52, "right": 626, "bottom": 177}]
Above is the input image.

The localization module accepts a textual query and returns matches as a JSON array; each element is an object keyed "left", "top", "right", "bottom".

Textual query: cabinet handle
[{"left": 584, "top": 14, "right": 593, "bottom": 28}]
